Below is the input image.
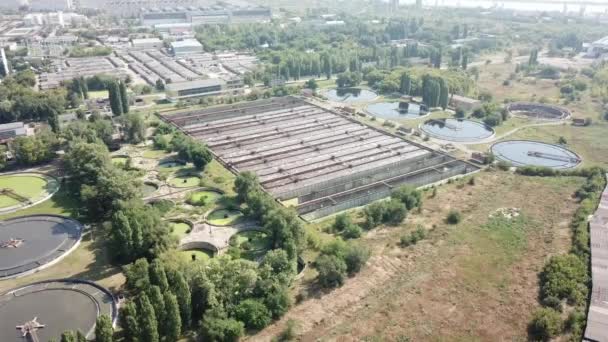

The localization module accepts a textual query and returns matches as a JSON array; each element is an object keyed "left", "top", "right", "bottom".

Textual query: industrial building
[
  {"left": 38, "top": 57, "right": 129, "bottom": 90},
  {"left": 139, "top": 5, "right": 271, "bottom": 26},
  {"left": 165, "top": 78, "right": 232, "bottom": 101},
  {"left": 131, "top": 38, "right": 163, "bottom": 50},
  {"left": 586, "top": 36, "right": 608, "bottom": 58},
  {"left": 27, "top": 35, "right": 78, "bottom": 57},
  {"left": 171, "top": 39, "right": 203, "bottom": 56},
  {"left": 161, "top": 97, "right": 478, "bottom": 220},
  {"left": 0, "top": 122, "right": 27, "bottom": 143}
]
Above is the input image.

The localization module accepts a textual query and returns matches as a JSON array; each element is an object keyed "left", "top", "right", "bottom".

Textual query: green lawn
[
  {"left": 0, "top": 174, "right": 58, "bottom": 209},
  {"left": 230, "top": 231, "right": 271, "bottom": 261},
  {"left": 170, "top": 222, "right": 191, "bottom": 239},
  {"left": 88, "top": 90, "right": 108, "bottom": 99},
  {"left": 169, "top": 175, "right": 201, "bottom": 188},
  {"left": 143, "top": 148, "right": 170, "bottom": 159},
  {"left": 180, "top": 249, "right": 211, "bottom": 263},
  {"left": 207, "top": 209, "right": 243, "bottom": 226},
  {"left": 189, "top": 190, "right": 223, "bottom": 204},
  {"left": 111, "top": 156, "right": 129, "bottom": 167}
]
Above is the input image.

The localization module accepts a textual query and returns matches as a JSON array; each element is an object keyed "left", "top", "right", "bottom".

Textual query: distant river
[{"left": 398, "top": 0, "right": 608, "bottom": 15}]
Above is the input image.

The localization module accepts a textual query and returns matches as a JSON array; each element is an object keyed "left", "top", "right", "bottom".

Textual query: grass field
[
  {"left": 169, "top": 175, "right": 201, "bottom": 188},
  {"left": 170, "top": 222, "right": 191, "bottom": 239},
  {"left": 0, "top": 174, "right": 56, "bottom": 208},
  {"left": 180, "top": 249, "right": 211, "bottom": 263},
  {"left": 88, "top": 90, "right": 108, "bottom": 100},
  {"left": 111, "top": 156, "right": 129, "bottom": 167},
  {"left": 207, "top": 209, "right": 243, "bottom": 226},
  {"left": 189, "top": 190, "right": 222, "bottom": 204},
  {"left": 254, "top": 171, "right": 585, "bottom": 340},
  {"left": 231, "top": 231, "right": 271, "bottom": 261},
  {"left": 143, "top": 148, "right": 170, "bottom": 159}
]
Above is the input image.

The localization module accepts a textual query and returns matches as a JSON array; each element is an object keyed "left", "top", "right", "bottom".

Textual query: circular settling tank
[
  {"left": 0, "top": 173, "right": 59, "bottom": 212},
  {"left": 420, "top": 118, "right": 494, "bottom": 143},
  {"left": 366, "top": 101, "right": 428, "bottom": 120},
  {"left": 0, "top": 215, "right": 82, "bottom": 279},
  {"left": 323, "top": 88, "right": 378, "bottom": 103},
  {"left": 506, "top": 102, "right": 570, "bottom": 120},
  {"left": 189, "top": 189, "right": 223, "bottom": 205},
  {"left": 491, "top": 140, "right": 581, "bottom": 169},
  {"left": 207, "top": 209, "right": 243, "bottom": 226},
  {"left": 169, "top": 220, "right": 193, "bottom": 239},
  {"left": 0, "top": 280, "right": 116, "bottom": 341}
]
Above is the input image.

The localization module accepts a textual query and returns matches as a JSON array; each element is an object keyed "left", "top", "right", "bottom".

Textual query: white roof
[{"left": 171, "top": 39, "right": 202, "bottom": 48}]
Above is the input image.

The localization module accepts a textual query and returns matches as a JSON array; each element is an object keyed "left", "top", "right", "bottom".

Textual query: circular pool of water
[
  {"left": 420, "top": 118, "right": 494, "bottom": 143},
  {"left": 491, "top": 140, "right": 581, "bottom": 169},
  {"left": 322, "top": 88, "right": 378, "bottom": 103},
  {"left": 207, "top": 209, "right": 243, "bottom": 226},
  {"left": 366, "top": 101, "right": 428, "bottom": 120}
]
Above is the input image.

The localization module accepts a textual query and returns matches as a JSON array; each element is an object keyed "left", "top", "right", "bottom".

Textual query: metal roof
[{"left": 585, "top": 176, "right": 608, "bottom": 342}]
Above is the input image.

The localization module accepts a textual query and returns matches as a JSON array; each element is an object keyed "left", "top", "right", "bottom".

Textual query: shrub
[
  {"left": 540, "top": 254, "right": 588, "bottom": 306},
  {"left": 528, "top": 308, "right": 562, "bottom": 341},
  {"left": 344, "top": 244, "right": 371, "bottom": 274},
  {"left": 333, "top": 214, "right": 351, "bottom": 232},
  {"left": 446, "top": 210, "right": 462, "bottom": 225},
  {"left": 382, "top": 199, "right": 408, "bottom": 225},
  {"left": 496, "top": 161, "right": 512, "bottom": 171},
  {"left": 343, "top": 223, "right": 362, "bottom": 239},
  {"left": 541, "top": 296, "right": 563, "bottom": 312},
  {"left": 400, "top": 226, "right": 426, "bottom": 247},
  {"left": 391, "top": 185, "right": 422, "bottom": 210},
  {"left": 455, "top": 108, "right": 466, "bottom": 118},
  {"left": 483, "top": 113, "right": 502, "bottom": 127},
  {"left": 364, "top": 202, "right": 387, "bottom": 229},
  {"left": 315, "top": 254, "right": 347, "bottom": 288},
  {"left": 234, "top": 299, "right": 272, "bottom": 330}
]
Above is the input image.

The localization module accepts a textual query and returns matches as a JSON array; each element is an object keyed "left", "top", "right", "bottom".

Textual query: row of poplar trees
[
  {"left": 109, "top": 80, "right": 129, "bottom": 116},
  {"left": 399, "top": 73, "right": 449, "bottom": 109}
]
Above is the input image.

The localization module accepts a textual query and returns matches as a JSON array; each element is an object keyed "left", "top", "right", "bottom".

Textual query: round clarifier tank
[
  {"left": 420, "top": 118, "right": 494, "bottom": 143},
  {"left": 366, "top": 101, "right": 429, "bottom": 120},
  {"left": 491, "top": 140, "right": 581, "bottom": 169},
  {"left": 323, "top": 88, "right": 378, "bottom": 103}
]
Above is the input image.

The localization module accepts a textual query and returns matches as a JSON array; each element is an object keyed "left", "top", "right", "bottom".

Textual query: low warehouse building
[
  {"left": 131, "top": 38, "right": 163, "bottom": 50},
  {"left": 171, "top": 39, "right": 203, "bottom": 56},
  {"left": 450, "top": 94, "right": 481, "bottom": 112},
  {"left": 165, "top": 79, "right": 227, "bottom": 101}
]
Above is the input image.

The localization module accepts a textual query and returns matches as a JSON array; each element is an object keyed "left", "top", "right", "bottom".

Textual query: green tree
[
  {"left": 119, "top": 301, "right": 139, "bottom": 342},
  {"left": 121, "top": 113, "right": 146, "bottom": 144},
  {"left": 529, "top": 308, "right": 562, "bottom": 341},
  {"left": 149, "top": 259, "right": 169, "bottom": 292},
  {"left": 201, "top": 312, "right": 244, "bottom": 342},
  {"left": 316, "top": 254, "right": 347, "bottom": 288},
  {"left": 137, "top": 294, "right": 160, "bottom": 342},
  {"left": 234, "top": 171, "right": 260, "bottom": 203},
  {"left": 167, "top": 268, "right": 192, "bottom": 329},
  {"left": 108, "top": 81, "right": 123, "bottom": 116},
  {"left": 163, "top": 292, "right": 182, "bottom": 342},
  {"left": 119, "top": 81, "right": 129, "bottom": 114},
  {"left": 235, "top": 299, "right": 272, "bottom": 330},
  {"left": 60, "top": 331, "right": 76, "bottom": 342},
  {"left": 94, "top": 314, "right": 114, "bottom": 342}
]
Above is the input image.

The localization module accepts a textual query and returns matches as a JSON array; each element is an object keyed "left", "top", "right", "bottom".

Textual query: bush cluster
[{"left": 315, "top": 239, "right": 371, "bottom": 288}]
